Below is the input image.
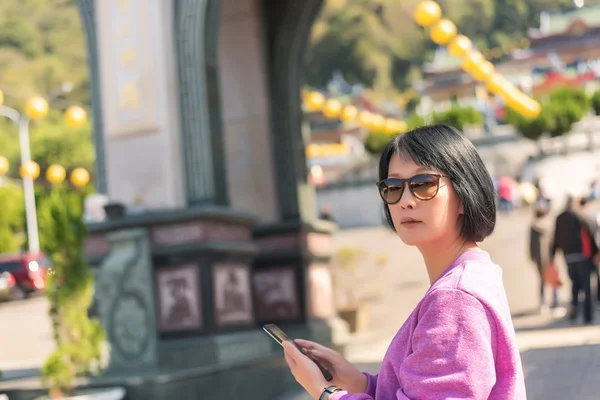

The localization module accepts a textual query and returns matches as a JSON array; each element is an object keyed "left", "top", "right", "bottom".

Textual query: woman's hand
[
  {"left": 294, "top": 339, "right": 368, "bottom": 395},
  {"left": 283, "top": 341, "right": 329, "bottom": 399}
]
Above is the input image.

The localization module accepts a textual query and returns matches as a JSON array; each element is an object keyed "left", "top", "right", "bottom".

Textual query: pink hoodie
[{"left": 333, "top": 249, "right": 526, "bottom": 400}]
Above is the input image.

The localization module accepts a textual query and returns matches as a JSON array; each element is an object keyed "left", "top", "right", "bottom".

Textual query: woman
[{"left": 283, "top": 124, "right": 526, "bottom": 400}]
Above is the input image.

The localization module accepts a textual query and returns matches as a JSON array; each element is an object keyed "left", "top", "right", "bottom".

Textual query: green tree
[
  {"left": 506, "top": 105, "right": 552, "bottom": 154},
  {"left": 0, "top": 184, "right": 24, "bottom": 253},
  {"left": 364, "top": 131, "right": 394, "bottom": 155},
  {"left": 39, "top": 184, "right": 104, "bottom": 398},
  {"left": 433, "top": 106, "right": 483, "bottom": 131},
  {"left": 590, "top": 89, "right": 600, "bottom": 115}
]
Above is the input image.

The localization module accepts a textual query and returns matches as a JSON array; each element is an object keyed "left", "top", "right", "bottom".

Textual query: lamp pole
[{"left": 0, "top": 105, "right": 40, "bottom": 253}]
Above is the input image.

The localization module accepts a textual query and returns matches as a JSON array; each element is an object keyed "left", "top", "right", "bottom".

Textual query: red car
[{"left": 0, "top": 252, "right": 51, "bottom": 298}]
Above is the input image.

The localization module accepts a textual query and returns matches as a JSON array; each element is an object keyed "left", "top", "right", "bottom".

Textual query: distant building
[
  {"left": 417, "top": 5, "right": 600, "bottom": 113},
  {"left": 505, "top": 5, "right": 600, "bottom": 95}
]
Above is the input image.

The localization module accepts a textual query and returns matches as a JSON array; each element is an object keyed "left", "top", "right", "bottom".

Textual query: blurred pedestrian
[
  {"left": 550, "top": 195, "right": 599, "bottom": 324},
  {"left": 580, "top": 195, "right": 600, "bottom": 304},
  {"left": 529, "top": 202, "right": 560, "bottom": 313}
]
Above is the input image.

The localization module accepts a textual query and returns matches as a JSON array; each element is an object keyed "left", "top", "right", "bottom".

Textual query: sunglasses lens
[
  {"left": 410, "top": 174, "right": 440, "bottom": 200},
  {"left": 380, "top": 183, "right": 403, "bottom": 204}
]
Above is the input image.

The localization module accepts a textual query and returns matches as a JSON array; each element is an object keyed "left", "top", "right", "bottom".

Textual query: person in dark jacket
[
  {"left": 550, "top": 195, "right": 600, "bottom": 323},
  {"left": 580, "top": 195, "right": 600, "bottom": 304},
  {"left": 529, "top": 202, "right": 558, "bottom": 312}
]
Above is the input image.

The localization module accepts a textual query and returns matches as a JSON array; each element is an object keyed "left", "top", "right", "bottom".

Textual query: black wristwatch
[{"left": 319, "top": 385, "right": 342, "bottom": 400}]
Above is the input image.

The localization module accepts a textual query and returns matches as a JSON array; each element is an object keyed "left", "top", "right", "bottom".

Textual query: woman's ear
[{"left": 459, "top": 202, "right": 464, "bottom": 215}]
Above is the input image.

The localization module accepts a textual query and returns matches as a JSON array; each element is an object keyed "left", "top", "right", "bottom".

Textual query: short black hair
[{"left": 378, "top": 124, "right": 496, "bottom": 242}]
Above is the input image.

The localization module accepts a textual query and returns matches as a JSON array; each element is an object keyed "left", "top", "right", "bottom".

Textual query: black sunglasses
[{"left": 376, "top": 174, "right": 450, "bottom": 204}]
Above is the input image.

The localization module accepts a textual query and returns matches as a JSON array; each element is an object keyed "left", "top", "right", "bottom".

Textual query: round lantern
[
  {"left": 358, "top": 111, "right": 373, "bottom": 128},
  {"left": 485, "top": 73, "right": 509, "bottom": 95},
  {"left": 369, "top": 114, "right": 386, "bottom": 132},
  {"left": 461, "top": 51, "right": 484, "bottom": 74},
  {"left": 0, "top": 156, "right": 8, "bottom": 176},
  {"left": 25, "top": 97, "right": 49, "bottom": 120},
  {"left": 65, "top": 106, "right": 87, "bottom": 128},
  {"left": 430, "top": 19, "right": 456, "bottom": 45},
  {"left": 46, "top": 164, "right": 67, "bottom": 185},
  {"left": 70, "top": 168, "right": 90, "bottom": 188},
  {"left": 305, "top": 92, "right": 325, "bottom": 112},
  {"left": 414, "top": 1, "right": 442, "bottom": 27},
  {"left": 322, "top": 99, "right": 342, "bottom": 119},
  {"left": 471, "top": 60, "right": 495, "bottom": 82},
  {"left": 340, "top": 105, "right": 358, "bottom": 122},
  {"left": 448, "top": 35, "right": 472, "bottom": 58},
  {"left": 384, "top": 119, "right": 398, "bottom": 135},
  {"left": 20, "top": 161, "right": 40, "bottom": 179}
]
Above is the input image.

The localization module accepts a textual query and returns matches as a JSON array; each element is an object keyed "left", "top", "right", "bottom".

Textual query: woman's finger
[
  {"left": 295, "top": 340, "right": 340, "bottom": 362},
  {"left": 283, "top": 343, "right": 297, "bottom": 369},
  {"left": 295, "top": 339, "right": 337, "bottom": 355}
]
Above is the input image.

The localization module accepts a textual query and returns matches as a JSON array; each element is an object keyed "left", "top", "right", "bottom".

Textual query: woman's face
[{"left": 386, "top": 154, "right": 464, "bottom": 247}]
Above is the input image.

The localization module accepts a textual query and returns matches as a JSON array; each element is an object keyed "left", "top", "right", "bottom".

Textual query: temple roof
[
  {"left": 529, "top": 5, "right": 600, "bottom": 39},
  {"left": 423, "top": 47, "right": 461, "bottom": 74}
]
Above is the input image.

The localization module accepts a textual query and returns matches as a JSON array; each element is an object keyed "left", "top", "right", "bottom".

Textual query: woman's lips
[{"left": 400, "top": 218, "right": 422, "bottom": 227}]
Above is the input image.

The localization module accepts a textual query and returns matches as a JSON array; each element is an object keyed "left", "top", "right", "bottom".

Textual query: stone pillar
[
  {"left": 263, "top": 0, "right": 325, "bottom": 222},
  {"left": 217, "top": 0, "right": 278, "bottom": 221},
  {"left": 93, "top": 229, "right": 157, "bottom": 371},
  {"left": 77, "top": 0, "right": 107, "bottom": 194},
  {"left": 174, "top": 0, "right": 229, "bottom": 207}
]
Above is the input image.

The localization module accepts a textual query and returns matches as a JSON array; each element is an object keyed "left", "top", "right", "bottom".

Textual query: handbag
[{"left": 543, "top": 263, "right": 562, "bottom": 288}]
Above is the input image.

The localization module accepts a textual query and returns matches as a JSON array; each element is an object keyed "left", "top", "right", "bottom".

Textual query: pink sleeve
[
  {"left": 337, "top": 289, "right": 497, "bottom": 400},
  {"left": 363, "top": 372, "right": 377, "bottom": 397},
  {"left": 396, "top": 288, "right": 497, "bottom": 399}
]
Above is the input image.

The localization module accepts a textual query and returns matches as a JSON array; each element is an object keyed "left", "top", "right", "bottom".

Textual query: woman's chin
[{"left": 396, "top": 230, "right": 428, "bottom": 247}]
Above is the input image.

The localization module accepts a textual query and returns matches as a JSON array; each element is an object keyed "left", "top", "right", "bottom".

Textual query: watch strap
[{"left": 319, "top": 385, "right": 342, "bottom": 400}]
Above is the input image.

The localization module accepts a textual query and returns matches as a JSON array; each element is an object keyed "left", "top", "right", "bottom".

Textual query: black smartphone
[{"left": 263, "top": 324, "right": 333, "bottom": 381}]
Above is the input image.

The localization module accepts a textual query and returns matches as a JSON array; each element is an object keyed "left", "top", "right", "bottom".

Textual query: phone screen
[{"left": 262, "top": 324, "right": 333, "bottom": 381}]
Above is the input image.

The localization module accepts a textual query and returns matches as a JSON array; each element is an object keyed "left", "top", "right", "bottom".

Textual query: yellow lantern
[
  {"left": 25, "top": 97, "right": 49, "bottom": 120},
  {"left": 305, "top": 91, "right": 325, "bottom": 112},
  {"left": 369, "top": 114, "right": 386, "bottom": 132},
  {"left": 461, "top": 51, "right": 484, "bottom": 74},
  {"left": 322, "top": 99, "right": 342, "bottom": 119},
  {"left": 0, "top": 156, "right": 8, "bottom": 176},
  {"left": 20, "top": 161, "right": 40, "bottom": 179},
  {"left": 340, "top": 105, "right": 358, "bottom": 122},
  {"left": 305, "top": 144, "right": 319, "bottom": 158},
  {"left": 448, "top": 35, "right": 472, "bottom": 58},
  {"left": 0, "top": 90, "right": 4, "bottom": 106},
  {"left": 471, "top": 60, "right": 495, "bottom": 82},
  {"left": 384, "top": 118, "right": 398, "bottom": 135},
  {"left": 301, "top": 88, "right": 309, "bottom": 101},
  {"left": 396, "top": 120, "right": 408, "bottom": 134},
  {"left": 46, "top": 164, "right": 66, "bottom": 185},
  {"left": 70, "top": 167, "right": 90, "bottom": 188},
  {"left": 430, "top": 19, "right": 456, "bottom": 45},
  {"left": 358, "top": 111, "right": 373, "bottom": 128},
  {"left": 509, "top": 95, "right": 540, "bottom": 119},
  {"left": 65, "top": 106, "right": 87, "bottom": 128},
  {"left": 414, "top": 1, "right": 442, "bottom": 27},
  {"left": 485, "top": 73, "right": 508, "bottom": 95}
]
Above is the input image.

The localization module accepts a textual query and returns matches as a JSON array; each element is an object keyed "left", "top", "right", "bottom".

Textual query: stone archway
[
  {"left": 263, "top": 0, "right": 325, "bottom": 221},
  {"left": 77, "top": 0, "right": 228, "bottom": 207}
]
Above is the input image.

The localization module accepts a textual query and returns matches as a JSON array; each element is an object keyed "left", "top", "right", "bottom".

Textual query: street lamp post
[
  {"left": 0, "top": 92, "right": 87, "bottom": 255},
  {"left": 0, "top": 103, "right": 44, "bottom": 253}
]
